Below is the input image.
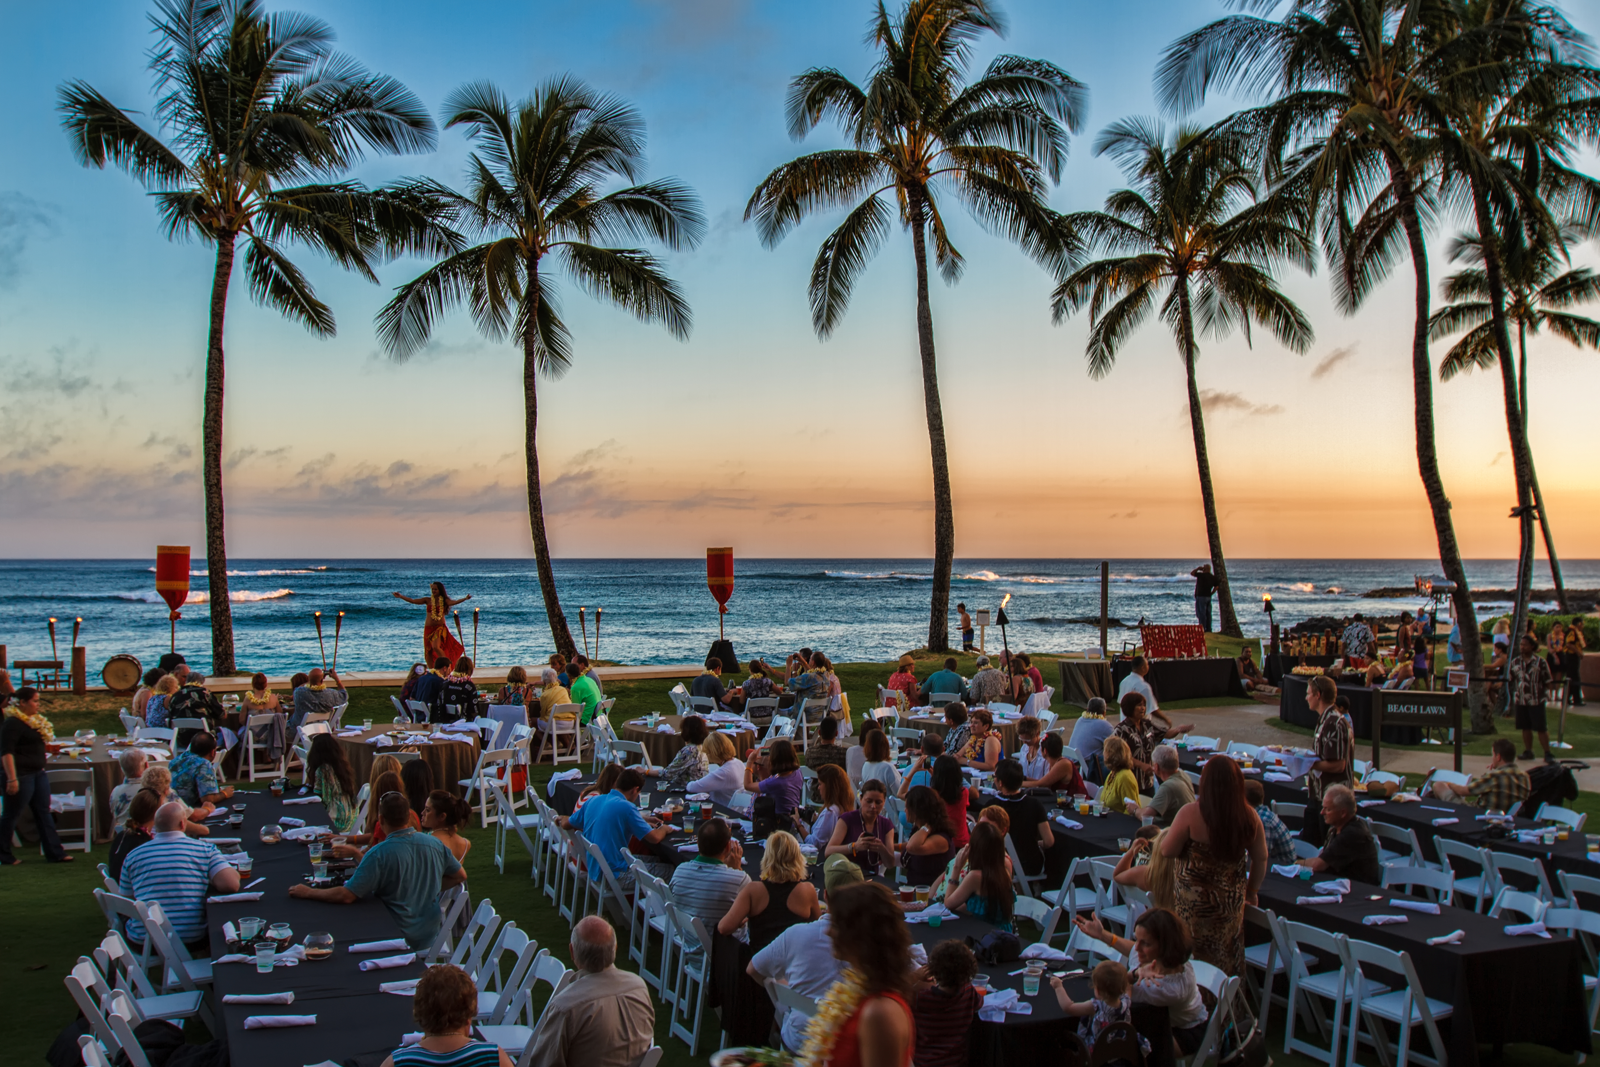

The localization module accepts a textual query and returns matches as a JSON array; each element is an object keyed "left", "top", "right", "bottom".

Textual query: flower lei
[
  {"left": 798, "top": 965, "right": 867, "bottom": 1067},
  {"left": 243, "top": 689, "right": 274, "bottom": 707},
  {"left": 4, "top": 703, "right": 55, "bottom": 742},
  {"left": 306, "top": 683, "right": 326, "bottom": 692}
]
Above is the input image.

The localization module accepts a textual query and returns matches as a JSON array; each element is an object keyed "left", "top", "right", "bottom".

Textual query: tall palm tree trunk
[
  {"left": 909, "top": 195, "right": 955, "bottom": 653},
  {"left": 204, "top": 236, "right": 237, "bottom": 675},
  {"left": 524, "top": 265, "right": 578, "bottom": 659},
  {"left": 1394, "top": 172, "right": 1485, "bottom": 727},
  {"left": 1518, "top": 321, "right": 1568, "bottom": 611},
  {"left": 1174, "top": 280, "right": 1241, "bottom": 639},
  {"left": 1469, "top": 189, "right": 1539, "bottom": 655}
]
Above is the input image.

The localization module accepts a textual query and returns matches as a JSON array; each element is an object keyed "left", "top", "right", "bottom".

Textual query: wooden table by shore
[
  {"left": 618, "top": 714, "right": 756, "bottom": 766},
  {"left": 46, "top": 736, "right": 172, "bottom": 842},
  {"left": 334, "top": 723, "right": 480, "bottom": 797}
]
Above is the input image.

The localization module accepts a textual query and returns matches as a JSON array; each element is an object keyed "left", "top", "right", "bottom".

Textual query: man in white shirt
[{"left": 1116, "top": 658, "right": 1161, "bottom": 725}]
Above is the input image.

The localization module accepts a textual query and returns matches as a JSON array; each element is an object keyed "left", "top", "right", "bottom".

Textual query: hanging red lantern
[
  {"left": 155, "top": 545, "right": 190, "bottom": 653},
  {"left": 706, "top": 547, "right": 734, "bottom": 639}
]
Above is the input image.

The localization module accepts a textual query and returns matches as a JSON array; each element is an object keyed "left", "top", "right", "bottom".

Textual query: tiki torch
[
  {"left": 452, "top": 611, "right": 465, "bottom": 655},
  {"left": 594, "top": 606, "right": 602, "bottom": 661},
  {"left": 314, "top": 611, "right": 327, "bottom": 671},
  {"left": 48, "top": 617, "right": 58, "bottom": 667},
  {"left": 332, "top": 611, "right": 344, "bottom": 673},
  {"left": 471, "top": 608, "right": 479, "bottom": 663},
  {"left": 73, "top": 616, "right": 82, "bottom": 650},
  {"left": 579, "top": 608, "right": 590, "bottom": 657},
  {"left": 996, "top": 595, "right": 1012, "bottom": 687}
]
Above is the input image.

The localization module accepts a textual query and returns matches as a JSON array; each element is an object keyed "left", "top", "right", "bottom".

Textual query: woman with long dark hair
[
  {"left": 393, "top": 582, "right": 472, "bottom": 666},
  {"left": 929, "top": 754, "right": 979, "bottom": 848},
  {"left": 401, "top": 759, "right": 435, "bottom": 818},
  {"left": 305, "top": 733, "right": 358, "bottom": 833},
  {"left": 943, "top": 821, "right": 1014, "bottom": 932},
  {"left": 898, "top": 785, "right": 955, "bottom": 887},
  {"left": 803, "top": 881, "right": 913, "bottom": 1067},
  {"left": 1160, "top": 755, "right": 1265, "bottom": 976}
]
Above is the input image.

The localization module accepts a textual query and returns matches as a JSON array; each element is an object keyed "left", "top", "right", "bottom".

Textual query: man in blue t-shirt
[
  {"left": 559, "top": 767, "right": 674, "bottom": 885},
  {"left": 290, "top": 791, "right": 465, "bottom": 949},
  {"left": 919, "top": 657, "right": 966, "bottom": 704}
]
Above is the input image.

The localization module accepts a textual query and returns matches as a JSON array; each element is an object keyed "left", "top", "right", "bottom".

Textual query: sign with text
[{"left": 1372, "top": 689, "right": 1463, "bottom": 772}]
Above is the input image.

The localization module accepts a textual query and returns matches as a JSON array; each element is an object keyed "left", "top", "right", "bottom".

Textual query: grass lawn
[{"left": 7, "top": 667, "right": 1594, "bottom": 1067}]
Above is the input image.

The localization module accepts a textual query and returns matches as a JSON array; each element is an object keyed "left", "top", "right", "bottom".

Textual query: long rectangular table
[{"left": 206, "top": 792, "right": 425, "bottom": 1067}]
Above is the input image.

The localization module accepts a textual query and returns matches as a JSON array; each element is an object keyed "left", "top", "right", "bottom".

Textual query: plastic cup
[
  {"left": 915, "top": 885, "right": 931, "bottom": 904},
  {"left": 1117, "top": 838, "right": 1132, "bottom": 851},
  {"left": 313, "top": 860, "right": 328, "bottom": 880},
  {"left": 235, "top": 853, "right": 253, "bottom": 878},
  {"left": 255, "top": 943, "right": 276, "bottom": 973},
  {"left": 1023, "top": 965, "right": 1043, "bottom": 996},
  {"left": 362, "top": 719, "right": 373, "bottom": 731},
  {"left": 238, "top": 916, "right": 263, "bottom": 941},
  {"left": 973, "top": 974, "right": 991, "bottom": 995},
  {"left": 929, "top": 915, "right": 942, "bottom": 929},
  {"left": 640, "top": 793, "right": 652, "bottom": 811}
]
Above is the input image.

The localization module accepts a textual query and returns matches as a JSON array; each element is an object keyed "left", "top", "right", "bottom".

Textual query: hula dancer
[{"left": 393, "top": 583, "right": 472, "bottom": 666}]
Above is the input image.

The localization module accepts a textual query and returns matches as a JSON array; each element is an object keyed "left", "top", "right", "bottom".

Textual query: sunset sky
[{"left": 2, "top": 0, "right": 1597, "bottom": 562}]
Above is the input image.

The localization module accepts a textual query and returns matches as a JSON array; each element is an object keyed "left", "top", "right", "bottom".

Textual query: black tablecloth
[
  {"left": 1259, "top": 872, "right": 1591, "bottom": 1066},
  {"left": 1278, "top": 675, "right": 1423, "bottom": 744},
  {"left": 1265, "top": 655, "right": 1339, "bottom": 686},
  {"left": 1057, "top": 660, "right": 1115, "bottom": 705},
  {"left": 1111, "top": 658, "right": 1249, "bottom": 702},
  {"left": 206, "top": 793, "right": 425, "bottom": 1067}
]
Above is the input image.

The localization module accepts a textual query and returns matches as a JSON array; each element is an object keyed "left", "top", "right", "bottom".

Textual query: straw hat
[{"left": 898, "top": 654, "right": 915, "bottom": 669}]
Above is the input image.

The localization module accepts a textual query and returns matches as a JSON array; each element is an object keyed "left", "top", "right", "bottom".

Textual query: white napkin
[
  {"left": 278, "top": 817, "right": 307, "bottom": 828},
  {"left": 380, "top": 979, "right": 420, "bottom": 996},
  {"left": 444, "top": 720, "right": 480, "bottom": 732},
  {"left": 207, "top": 837, "right": 242, "bottom": 845},
  {"left": 1389, "top": 899, "right": 1441, "bottom": 915},
  {"left": 281, "top": 796, "right": 322, "bottom": 806},
  {"left": 223, "top": 922, "right": 240, "bottom": 943},
  {"left": 1363, "top": 914, "right": 1409, "bottom": 925},
  {"left": 1432, "top": 817, "right": 1459, "bottom": 827},
  {"left": 208, "top": 892, "right": 263, "bottom": 903},
  {"left": 401, "top": 1034, "right": 424, "bottom": 1046},
  {"left": 427, "top": 732, "right": 472, "bottom": 744},
  {"left": 1427, "top": 929, "right": 1466, "bottom": 946},
  {"left": 904, "top": 903, "right": 956, "bottom": 924},
  {"left": 1265, "top": 772, "right": 1293, "bottom": 783},
  {"left": 1297, "top": 895, "right": 1342, "bottom": 905},
  {"left": 217, "top": 945, "right": 306, "bottom": 966},
  {"left": 1505, "top": 921, "right": 1551, "bottom": 938},
  {"left": 282, "top": 826, "right": 330, "bottom": 842},
  {"left": 1358, "top": 799, "right": 1386, "bottom": 808},
  {"left": 1053, "top": 815, "right": 1084, "bottom": 830},
  {"left": 369, "top": 735, "right": 395, "bottom": 748},
  {"left": 548, "top": 769, "right": 582, "bottom": 797},
  {"left": 977, "top": 987, "right": 1021, "bottom": 1021},
  {"left": 1315, "top": 879, "right": 1351, "bottom": 895},
  {"left": 349, "top": 938, "right": 409, "bottom": 954},
  {"left": 243, "top": 1015, "right": 317, "bottom": 1029},
  {"left": 1272, "top": 864, "right": 1305, "bottom": 879},
  {"left": 357, "top": 952, "right": 417, "bottom": 971},
  {"left": 655, "top": 724, "right": 676, "bottom": 734},
  {"left": 687, "top": 793, "right": 711, "bottom": 801},
  {"left": 1019, "top": 943, "right": 1069, "bottom": 962},
  {"left": 223, "top": 992, "right": 295, "bottom": 1005},
  {"left": 337, "top": 727, "right": 364, "bottom": 736}
]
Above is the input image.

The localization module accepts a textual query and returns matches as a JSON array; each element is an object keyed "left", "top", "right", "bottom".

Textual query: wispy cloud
[
  {"left": 1198, "top": 389, "right": 1284, "bottom": 417},
  {"left": 1311, "top": 344, "right": 1357, "bottom": 379},
  {"left": 0, "top": 191, "right": 58, "bottom": 289}
]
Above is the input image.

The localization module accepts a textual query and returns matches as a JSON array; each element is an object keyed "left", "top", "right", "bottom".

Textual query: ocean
[{"left": 1, "top": 558, "right": 1593, "bottom": 677}]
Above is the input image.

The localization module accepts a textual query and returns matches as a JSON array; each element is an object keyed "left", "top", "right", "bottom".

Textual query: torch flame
[{"left": 1000, "top": 593, "right": 1012, "bottom": 610}]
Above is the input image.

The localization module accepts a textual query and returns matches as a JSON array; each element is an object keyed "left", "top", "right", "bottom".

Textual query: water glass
[
  {"left": 1023, "top": 964, "right": 1044, "bottom": 996},
  {"left": 254, "top": 943, "right": 276, "bottom": 973},
  {"left": 362, "top": 719, "right": 373, "bottom": 732},
  {"left": 313, "top": 860, "right": 329, "bottom": 880},
  {"left": 640, "top": 793, "right": 652, "bottom": 811},
  {"left": 238, "top": 916, "right": 263, "bottom": 941},
  {"left": 235, "top": 854, "right": 253, "bottom": 879}
]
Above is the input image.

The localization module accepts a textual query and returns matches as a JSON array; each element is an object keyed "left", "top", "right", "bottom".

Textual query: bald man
[
  {"left": 523, "top": 916, "right": 653, "bottom": 1067},
  {"left": 290, "top": 667, "right": 347, "bottom": 731},
  {"left": 118, "top": 802, "right": 238, "bottom": 949}
]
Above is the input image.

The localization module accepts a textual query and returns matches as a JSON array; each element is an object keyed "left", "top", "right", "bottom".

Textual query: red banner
[
  {"left": 706, "top": 547, "right": 734, "bottom": 613},
  {"left": 155, "top": 545, "right": 191, "bottom": 616}
]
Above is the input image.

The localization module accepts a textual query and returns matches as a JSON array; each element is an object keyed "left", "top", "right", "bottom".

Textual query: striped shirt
[
  {"left": 392, "top": 1040, "right": 504, "bottom": 1067},
  {"left": 118, "top": 831, "right": 229, "bottom": 944},
  {"left": 669, "top": 855, "right": 749, "bottom": 928}
]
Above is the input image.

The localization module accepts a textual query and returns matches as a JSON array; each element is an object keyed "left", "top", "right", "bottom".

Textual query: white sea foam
[
  {"left": 146, "top": 567, "right": 326, "bottom": 577},
  {"left": 113, "top": 588, "right": 294, "bottom": 604}
]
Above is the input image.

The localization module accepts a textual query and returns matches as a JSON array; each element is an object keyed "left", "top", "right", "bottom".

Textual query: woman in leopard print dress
[{"left": 1159, "top": 756, "right": 1266, "bottom": 976}]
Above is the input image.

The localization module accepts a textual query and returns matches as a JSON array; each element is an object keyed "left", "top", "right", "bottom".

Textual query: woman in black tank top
[{"left": 717, "top": 830, "right": 821, "bottom": 948}]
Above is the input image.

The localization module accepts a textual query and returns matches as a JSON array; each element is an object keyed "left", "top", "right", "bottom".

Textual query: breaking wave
[{"left": 112, "top": 589, "right": 295, "bottom": 604}]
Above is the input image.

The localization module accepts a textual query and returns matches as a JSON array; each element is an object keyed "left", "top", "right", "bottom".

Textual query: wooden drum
[{"left": 101, "top": 653, "right": 143, "bottom": 695}]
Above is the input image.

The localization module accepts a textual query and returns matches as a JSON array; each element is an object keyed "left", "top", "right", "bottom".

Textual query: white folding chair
[
  {"left": 92, "top": 891, "right": 156, "bottom": 972},
  {"left": 1418, "top": 768, "right": 1469, "bottom": 797},
  {"left": 664, "top": 901, "right": 724, "bottom": 1055},
  {"left": 459, "top": 746, "right": 520, "bottom": 828},
  {"left": 1242, "top": 905, "right": 1289, "bottom": 1033},
  {"left": 764, "top": 977, "right": 820, "bottom": 1047},
  {"left": 1380, "top": 864, "right": 1455, "bottom": 906},
  {"left": 1179, "top": 961, "right": 1241, "bottom": 1067},
  {"left": 554, "top": 824, "right": 590, "bottom": 924},
  {"left": 1543, "top": 907, "right": 1600, "bottom": 1038},
  {"left": 929, "top": 692, "right": 961, "bottom": 708},
  {"left": 65, "top": 960, "right": 131, "bottom": 1060},
  {"left": 544, "top": 703, "right": 585, "bottom": 766},
  {"left": 627, "top": 863, "right": 674, "bottom": 999},
  {"left": 1184, "top": 735, "right": 1219, "bottom": 750},
  {"left": 133, "top": 727, "right": 174, "bottom": 745},
  {"left": 1344, "top": 939, "right": 1451, "bottom": 1067},
  {"left": 389, "top": 695, "right": 409, "bottom": 722},
  {"left": 170, "top": 717, "right": 206, "bottom": 736},
  {"left": 405, "top": 699, "right": 430, "bottom": 722},
  {"left": 668, "top": 685, "right": 692, "bottom": 715},
  {"left": 119, "top": 712, "right": 142, "bottom": 736},
  {"left": 1489, "top": 886, "right": 1550, "bottom": 923},
  {"left": 583, "top": 837, "right": 636, "bottom": 928},
  {"left": 138, "top": 901, "right": 213, "bottom": 997},
  {"left": 447, "top": 899, "right": 504, "bottom": 980},
  {"left": 1041, "top": 856, "right": 1102, "bottom": 921},
  {"left": 1003, "top": 833, "right": 1049, "bottom": 899},
  {"left": 91, "top": 931, "right": 205, "bottom": 1025},
  {"left": 1088, "top": 858, "right": 1132, "bottom": 935},
  {"left": 1536, "top": 804, "right": 1588, "bottom": 832},
  {"left": 473, "top": 924, "right": 538, "bottom": 1022},
  {"left": 1012, "top": 896, "right": 1064, "bottom": 943},
  {"left": 429, "top": 884, "right": 472, "bottom": 963},
  {"left": 1282, "top": 920, "right": 1373, "bottom": 1067},
  {"left": 1365, "top": 770, "right": 1405, "bottom": 789},
  {"left": 501, "top": 952, "right": 577, "bottom": 1065},
  {"left": 46, "top": 768, "right": 94, "bottom": 852},
  {"left": 743, "top": 697, "right": 779, "bottom": 723},
  {"left": 242, "top": 712, "right": 285, "bottom": 781},
  {"left": 1487, "top": 850, "right": 1555, "bottom": 903},
  {"left": 1558, "top": 870, "right": 1600, "bottom": 911},
  {"left": 609, "top": 740, "right": 655, "bottom": 770},
  {"left": 79, "top": 1034, "right": 119, "bottom": 1067},
  {"left": 1367, "top": 820, "right": 1427, "bottom": 868}
]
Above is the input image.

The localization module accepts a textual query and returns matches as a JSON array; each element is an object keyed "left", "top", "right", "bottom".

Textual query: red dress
[
  {"left": 424, "top": 596, "right": 465, "bottom": 666},
  {"left": 831, "top": 992, "right": 914, "bottom": 1067}
]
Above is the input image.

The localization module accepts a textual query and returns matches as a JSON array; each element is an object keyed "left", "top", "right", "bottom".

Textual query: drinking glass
[
  {"left": 362, "top": 719, "right": 373, "bottom": 732},
  {"left": 270, "top": 778, "right": 286, "bottom": 797},
  {"left": 238, "top": 916, "right": 263, "bottom": 942},
  {"left": 1023, "top": 964, "right": 1044, "bottom": 996},
  {"left": 255, "top": 943, "right": 276, "bottom": 973},
  {"left": 227, "top": 813, "right": 244, "bottom": 827},
  {"left": 915, "top": 885, "right": 931, "bottom": 904},
  {"left": 1117, "top": 838, "right": 1132, "bottom": 852},
  {"left": 303, "top": 932, "right": 334, "bottom": 961},
  {"left": 313, "top": 860, "right": 329, "bottom": 880},
  {"left": 259, "top": 824, "right": 283, "bottom": 845},
  {"left": 235, "top": 854, "right": 254, "bottom": 879},
  {"left": 973, "top": 974, "right": 991, "bottom": 995},
  {"left": 898, "top": 885, "right": 915, "bottom": 904},
  {"left": 640, "top": 793, "right": 652, "bottom": 811}
]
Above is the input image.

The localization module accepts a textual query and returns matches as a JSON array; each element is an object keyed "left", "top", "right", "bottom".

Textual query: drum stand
[{"left": 1552, "top": 686, "right": 1574, "bottom": 751}]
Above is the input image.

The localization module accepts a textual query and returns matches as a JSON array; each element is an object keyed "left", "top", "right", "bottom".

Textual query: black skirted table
[
  {"left": 1056, "top": 659, "right": 1115, "bottom": 705},
  {"left": 1111, "top": 658, "right": 1249, "bottom": 702},
  {"left": 1265, "top": 654, "right": 1340, "bottom": 686},
  {"left": 1278, "top": 675, "right": 1423, "bottom": 744}
]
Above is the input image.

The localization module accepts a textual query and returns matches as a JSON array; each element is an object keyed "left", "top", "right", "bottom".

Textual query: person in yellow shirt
[
  {"left": 1098, "top": 736, "right": 1142, "bottom": 814},
  {"left": 534, "top": 668, "right": 572, "bottom": 728}
]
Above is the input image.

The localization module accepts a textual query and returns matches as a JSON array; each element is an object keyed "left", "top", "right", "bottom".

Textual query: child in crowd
[
  {"left": 912, "top": 939, "right": 982, "bottom": 1067},
  {"left": 1051, "top": 961, "right": 1150, "bottom": 1056}
]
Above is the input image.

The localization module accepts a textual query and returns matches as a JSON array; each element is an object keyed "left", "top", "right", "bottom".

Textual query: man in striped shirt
[
  {"left": 118, "top": 802, "right": 239, "bottom": 949},
  {"left": 669, "top": 817, "right": 748, "bottom": 928}
]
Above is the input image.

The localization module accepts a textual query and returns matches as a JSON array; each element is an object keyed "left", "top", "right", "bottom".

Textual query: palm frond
[
  {"left": 787, "top": 67, "right": 869, "bottom": 141},
  {"left": 558, "top": 242, "right": 693, "bottom": 342},
  {"left": 552, "top": 179, "right": 707, "bottom": 252},
  {"left": 744, "top": 150, "right": 887, "bottom": 247},
  {"left": 1438, "top": 323, "right": 1499, "bottom": 380},
  {"left": 242, "top": 234, "right": 334, "bottom": 336},
  {"left": 57, "top": 81, "right": 188, "bottom": 187},
  {"left": 375, "top": 243, "right": 496, "bottom": 360},
  {"left": 1428, "top": 300, "right": 1492, "bottom": 339},
  {"left": 1084, "top": 282, "right": 1159, "bottom": 378},
  {"left": 807, "top": 193, "right": 893, "bottom": 337},
  {"left": 1540, "top": 310, "right": 1600, "bottom": 350}
]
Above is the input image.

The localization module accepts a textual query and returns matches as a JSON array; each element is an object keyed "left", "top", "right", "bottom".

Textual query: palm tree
[
  {"left": 1157, "top": 0, "right": 1493, "bottom": 726},
  {"left": 1052, "top": 120, "right": 1315, "bottom": 640},
  {"left": 59, "top": 0, "right": 444, "bottom": 673},
  {"left": 745, "top": 0, "right": 1084, "bottom": 652},
  {"left": 376, "top": 79, "right": 704, "bottom": 657},
  {"left": 1431, "top": 224, "right": 1600, "bottom": 611}
]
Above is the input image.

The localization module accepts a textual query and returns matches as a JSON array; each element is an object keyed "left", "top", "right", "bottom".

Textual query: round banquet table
[
  {"left": 46, "top": 736, "right": 169, "bottom": 842},
  {"left": 335, "top": 723, "right": 480, "bottom": 797},
  {"left": 619, "top": 714, "right": 757, "bottom": 766},
  {"left": 907, "top": 713, "right": 1020, "bottom": 756}
]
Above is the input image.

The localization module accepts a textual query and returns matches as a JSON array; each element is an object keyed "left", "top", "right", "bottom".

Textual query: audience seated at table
[
  {"left": 806, "top": 713, "right": 850, "bottom": 772},
  {"left": 691, "top": 657, "right": 734, "bottom": 710},
  {"left": 168, "top": 731, "right": 232, "bottom": 808},
  {"left": 1114, "top": 692, "right": 1193, "bottom": 793},
  {"left": 523, "top": 916, "right": 654, "bottom": 1067},
  {"left": 1434, "top": 738, "right": 1532, "bottom": 809},
  {"left": 803, "top": 764, "right": 854, "bottom": 849},
  {"left": 290, "top": 790, "right": 465, "bottom": 950},
  {"left": 859, "top": 723, "right": 903, "bottom": 794},
  {"left": 140, "top": 765, "right": 215, "bottom": 837},
  {"left": 931, "top": 755, "right": 979, "bottom": 848},
  {"left": 242, "top": 671, "right": 281, "bottom": 712},
  {"left": 984, "top": 758, "right": 1055, "bottom": 877},
  {"left": 670, "top": 817, "right": 749, "bottom": 928},
  {"left": 912, "top": 939, "right": 983, "bottom": 1067},
  {"left": 1161, "top": 756, "right": 1264, "bottom": 976},
  {"left": 1112, "top": 826, "right": 1176, "bottom": 908},
  {"left": 119, "top": 801, "right": 239, "bottom": 950},
  {"left": 799, "top": 881, "right": 914, "bottom": 1067},
  {"left": 920, "top": 658, "right": 967, "bottom": 705},
  {"left": 494, "top": 666, "right": 532, "bottom": 707},
  {"left": 886, "top": 654, "right": 920, "bottom": 706},
  {"left": 397, "top": 662, "right": 428, "bottom": 705},
  {"left": 748, "top": 860, "right": 853, "bottom": 1051},
  {"left": 1298, "top": 783, "right": 1380, "bottom": 885},
  {"left": 1139, "top": 745, "right": 1194, "bottom": 828},
  {"left": 826, "top": 778, "right": 898, "bottom": 876},
  {"left": 646, "top": 714, "right": 710, "bottom": 790},
  {"left": 568, "top": 655, "right": 604, "bottom": 724},
  {"left": 746, "top": 738, "right": 805, "bottom": 818},
  {"left": 965, "top": 655, "right": 1007, "bottom": 708},
  {"left": 532, "top": 667, "right": 571, "bottom": 731},
  {"left": 144, "top": 674, "right": 179, "bottom": 729},
  {"left": 290, "top": 668, "right": 347, "bottom": 731},
  {"left": 132, "top": 667, "right": 164, "bottom": 720},
  {"left": 942, "top": 821, "right": 1014, "bottom": 933},
  {"left": 953, "top": 708, "right": 1002, "bottom": 771},
  {"left": 574, "top": 765, "right": 623, "bottom": 811},
  {"left": 1022, "top": 732, "right": 1089, "bottom": 797},
  {"left": 812, "top": 652, "right": 845, "bottom": 724},
  {"left": 168, "top": 672, "right": 224, "bottom": 728},
  {"left": 1245, "top": 779, "right": 1297, "bottom": 867},
  {"left": 381, "top": 963, "right": 513, "bottom": 1067},
  {"left": 304, "top": 733, "right": 358, "bottom": 833},
  {"left": 897, "top": 785, "right": 957, "bottom": 887},
  {"left": 685, "top": 732, "right": 745, "bottom": 806},
  {"left": 422, "top": 788, "right": 472, "bottom": 865},
  {"left": 434, "top": 658, "right": 478, "bottom": 724},
  {"left": 1014, "top": 715, "right": 1046, "bottom": 778},
  {"left": 107, "top": 787, "right": 162, "bottom": 880},
  {"left": 1073, "top": 909, "right": 1209, "bottom": 1057},
  {"left": 898, "top": 733, "right": 944, "bottom": 797},
  {"left": 109, "top": 749, "right": 150, "bottom": 826},
  {"left": 719, "top": 829, "right": 820, "bottom": 943},
  {"left": 558, "top": 767, "right": 673, "bottom": 889},
  {"left": 1099, "top": 737, "right": 1142, "bottom": 814},
  {"left": 1068, "top": 697, "right": 1114, "bottom": 779},
  {"left": 410, "top": 658, "right": 450, "bottom": 710},
  {"left": 739, "top": 660, "right": 780, "bottom": 711}
]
